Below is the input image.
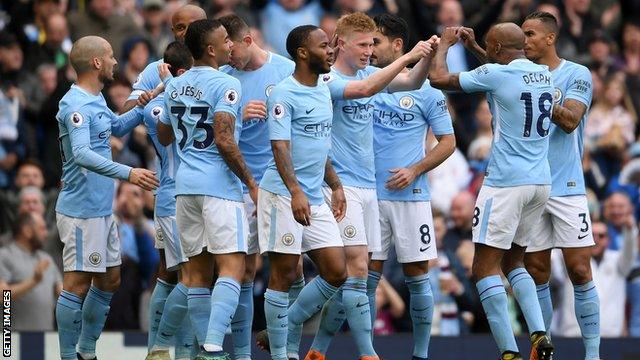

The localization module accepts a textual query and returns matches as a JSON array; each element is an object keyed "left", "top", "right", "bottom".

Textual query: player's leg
[
  {"left": 77, "top": 215, "right": 122, "bottom": 360},
  {"left": 175, "top": 195, "right": 215, "bottom": 349},
  {"left": 285, "top": 257, "right": 305, "bottom": 359},
  {"left": 257, "top": 189, "right": 306, "bottom": 360},
  {"left": 523, "top": 205, "right": 554, "bottom": 333},
  {"left": 201, "top": 197, "right": 248, "bottom": 357},
  {"left": 396, "top": 201, "right": 437, "bottom": 360},
  {"left": 148, "top": 252, "right": 174, "bottom": 351},
  {"left": 550, "top": 195, "right": 600, "bottom": 359},
  {"left": 289, "top": 203, "right": 346, "bottom": 360},
  {"left": 231, "top": 194, "right": 259, "bottom": 360},
  {"left": 503, "top": 185, "right": 553, "bottom": 360},
  {"left": 149, "top": 216, "right": 191, "bottom": 360},
  {"left": 55, "top": 213, "right": 94, "bottom": 360},
  {"left": 472, "top": 186, "right": 520, "bottom": 358}
]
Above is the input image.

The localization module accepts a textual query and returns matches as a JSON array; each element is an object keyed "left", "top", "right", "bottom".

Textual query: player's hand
[
  {"left": 329, "top": 33, "right": 339, "bottom": 64},
  {"left": 242, "top": 100, "right": 268, "bottom": 121},
  {"left": 458, "top": 27, "right": 477, "bottom": 49},
  {"left": 386, "top": 167, "right": 418, "bottom": 190},
  {"left": 136, "top": 91, "right": 154, "bottom": 107},
  {"left": 441, "top": 27, "right": 460, "bottom": 48},
  {"left": 33, "top": 259, "right": 50, "bottom": 283},
  {"left": 249, "top": 186, "right": 259, "bottom": 217},
  {"left": 330, "top": 186, "right": 346, "bottom": 222},
  {"left": 291, "top": 189, "right": 311, "bottom": 226},
  {"left": 129, "top": 168, "right": 159, "bottom": 191},
  {"left": 406, "top": 40, "right": 433, "bottom": 63},
  {"left": 158, "top": 63, "right": 172, "bottom": 82}
]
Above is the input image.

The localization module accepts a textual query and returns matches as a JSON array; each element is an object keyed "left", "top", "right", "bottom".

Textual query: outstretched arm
[{"left": 428, "top": 27, "right": 464, "bottom": 91}]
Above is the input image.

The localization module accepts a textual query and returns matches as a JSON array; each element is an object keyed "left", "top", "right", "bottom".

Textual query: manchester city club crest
[
  {"left": 553, "top": 87, "right": 563, "bottom": 104},
  {"left": 282, "top": 233, "right": 295, "bottom": 246},
  {"left": 344, "top": 225, "right": 357, "bottom": 238},
  {"left": 88, "top": 252, "right": 102, "bottom": 266},
  {"left": 266, "top": 84, "right": 275, "bottom": 97},
  {"left": 399, "top": 96, "right": 414, "bottom": 109}
]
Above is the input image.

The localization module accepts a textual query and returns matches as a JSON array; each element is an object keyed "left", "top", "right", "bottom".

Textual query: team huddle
[{"left": 53, "top": 4, "right": 599, "bottom": 360}]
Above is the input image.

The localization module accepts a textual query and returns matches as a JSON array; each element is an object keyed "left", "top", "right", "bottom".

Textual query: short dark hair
[
  {"left": 164, "top": 41, "right": 193, "bottom": 77},
  {"left": 525, "top": 11, "right": 559, "bottom": 34},
  {"left": 286, "top": 25, "right": 319, "bottom": 60},
  {"left": 373, "top": 14, "right": 409, "bottom": 52},
  {"left": 184, "top": 19, "right": 224, "bottom": 60},
  {"left": 13, "top": 213, "right": 36, "bottom": 238},
  {"left": 219, "top": 14, "right": 249, "bottom": 41}
]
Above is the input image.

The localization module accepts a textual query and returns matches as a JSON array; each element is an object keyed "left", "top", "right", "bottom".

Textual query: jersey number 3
[{"left": 171, "top": 106, "right": 212, "bottom": 150}]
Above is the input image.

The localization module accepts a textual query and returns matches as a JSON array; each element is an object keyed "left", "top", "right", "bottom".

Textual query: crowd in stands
[{"left": 0, "top": 0, "right": 639, "bottom": 338}]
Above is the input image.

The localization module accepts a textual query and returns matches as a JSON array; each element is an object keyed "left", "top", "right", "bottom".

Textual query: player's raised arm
[
  {"left": 459, "top": 27, "right": 488, "bottom": 63},
  {"left": 385, "top": 35, "right": 439, "bottom": 93},
  {"left": 341, "top": 39, "right": 434, "bottom": 99},
  {"left": 428, "top": 27, "right": 463, "bottom": 91}
]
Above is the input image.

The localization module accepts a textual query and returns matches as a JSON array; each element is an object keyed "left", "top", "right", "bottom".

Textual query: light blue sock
[
  {"left": 574, "top": 281, "right": 600, "bottom": 360},
  {"left": 342, "top": 277, "right": 376, "bottom": 357},
  {"left": 477, "top": 275, "right": 518, "bottom": 353},
  {"left": 56, "top": 290, "right": 84, "bottom": 360},
  {"left": 288, "top": 277, "right": 305, "bottom": 308},
  {"left": 264, "top": 289, "right": 289, "bottom": 360},
  {"left": 536, "top": 282, "right": 553, "bottom": 332},
  {"left": 148, "top": 279, "right": 174, "bottom": 350},
  {"left": 155, "top": 283, "right": 188, "bottom": 349},
  {"left": 309, "top": 288, "right": 346, "bottom": 355},
  {"left": 231, "top": 282, "right": 254, "bottom": 360},
  {"left": 77, "top": 286, "right": 113, "bottom": 355},
  {"left": 367, "top": 271, "right": 381, "bottom": 329},
  {"left": 187, "top": 287, "right": 211, "bottom": 345},
  {"left": 507, "top": 268, "right": 545, "bottom": 334},
  {"left": 405, "top": 274, "right": 434, "bottom": 359},
  {"left": 174, "top": 313, "right": 195, "bottom": 360},
  {"left": 287, "top": 276, "right": 338, "bottom": 358},
  {"left": 205, "top": 277, "right": 241, "bottom": 347}
]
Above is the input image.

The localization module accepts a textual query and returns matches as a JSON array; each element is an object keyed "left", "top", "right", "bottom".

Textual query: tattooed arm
[
  {"left": 324, "top": 157, "right": 346, "bottom": 222},
  {"left": 214, "top": 112, "right": 258, "bottom": 203}
]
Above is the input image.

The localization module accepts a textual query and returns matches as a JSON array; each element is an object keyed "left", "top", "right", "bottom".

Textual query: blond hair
[{"left": 335, "top": 12, "right": 376, "bottom": 39}]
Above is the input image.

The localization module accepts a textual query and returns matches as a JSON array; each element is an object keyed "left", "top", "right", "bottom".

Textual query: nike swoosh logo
[
  {"left": 412, "top": 306, "right": 430, "bottom": 311},
  {"left": 580, "top": 314, "right": 595, "bottom": 319},
  {"left": 161, "top": 332, "right": 171, "bottom": 337},
  {"left": 231, "top": 320, "right": 243, "bottom": 325},
  {"left": 306, "top": 108, "right": 315, "bottom": 114},
  {"left": 578, "top": 234, "right": 589, "bottom": 240},
  {"left": 73, "top": 320, "right": 81, "bottom": 324},
  {"left": 420, "top": 246, "right": 431, "bottom": 252},
  {"left": 356, "top": 302, "right": 368, "bottom": 308},
  {"left": 338, "top": 310, "right": 345, "bottom": 315},
  {"left": 277, "top": 314, "right": 287, "bottom": 319}
]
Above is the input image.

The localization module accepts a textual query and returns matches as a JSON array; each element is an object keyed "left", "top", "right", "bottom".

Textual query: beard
[
  {"left": 309, "top": 54, "right": 330, "bottom": 75},
  {"left": 98, "top": 64, "right": 117, "bottom": 85}
]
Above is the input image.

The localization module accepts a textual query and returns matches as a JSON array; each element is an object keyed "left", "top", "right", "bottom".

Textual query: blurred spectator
[
  {"left": 259, "top": 0, "right": 324, "bottom": 57},
  {"left": 67, "top": 0, "right": 142, "bottom": 60},
  {"left": 552, "top": 220, "right": 638, "bottom": 337},
  {"left": 319, "top": 13, "right": 338, "bottom": 40},
  {"left": 141, "top": 0, "right": 171, "bottom": 57},
  {"left": 106, "top": 182, "right": 158, "bottom": 330},
  {"left": 585, "top": 73, "right": 636, "bottom": 179},
  {"left": 559, "top": 0, "right": 602, "bottom": 63},
  {"left": 587, "top": 30, "right": 615, "bottom": 79},
  {"left": 119, "top": 37, "right": 152, "bottom": 85},
  {"left": 17, "top": 0, "right": 62, "bottom": 47},
  {"left": 105, "top": 78, "right": 133, "bottom": 114},
  {"left": 0, "top": 212, "right": 61, "bottom": 331},
  {"left": 24, "top": 12, "right": 71, "bottom": 72},
  {"left": 614, "top": 21, "right": 640, "bottom": 76},
  {"left": 603, "top": 191, "right": 634, "bottom": 250},
  {"left": 428, "top": 135, "right": 472, "bottom": 213},
  {"left": 373, "top": 276, "right": 405, "bottom": 335},
  {"left": 441, "top": 191, "right": 474, "bottom": 253}
]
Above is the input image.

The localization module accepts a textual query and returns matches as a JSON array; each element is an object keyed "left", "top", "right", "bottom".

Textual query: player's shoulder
[
  {"left": 419, "top": 79, "right": 445, "bottom": 97},
  {"left": 270, "top": 76, "right": 295, "bottom": 97},
  {"left": 269, "top": 52, "right": 295, "bottom": 67},
  {"left": 59, "top": 85, "right": 101, "bottom": 119},
  {"left": 218, "top": 64, "right": 234, "bottom": 75},
  {"left": 560, "top": 60, "right": 591, "bottom": 79},
  {"left": 144, "top": 95, "right": 165, "bottom": 117}
]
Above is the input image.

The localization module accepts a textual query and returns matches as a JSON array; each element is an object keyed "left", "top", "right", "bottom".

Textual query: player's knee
[
  {"left": 567, "top": 263, "right": 592, "bottom": 285},
  {"left": 242, "top": 257, "right": 258, "bottom": 283},
  {"left": 323, "top": 266, "right": 347, "bottom": 288},
  {"left": 65, "top": 281, "right": 91, "bottom": 298}
]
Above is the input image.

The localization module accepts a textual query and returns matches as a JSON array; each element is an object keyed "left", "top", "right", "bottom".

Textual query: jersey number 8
[{"left": 520, "top": 92, "right": 552, "bottom": 138}]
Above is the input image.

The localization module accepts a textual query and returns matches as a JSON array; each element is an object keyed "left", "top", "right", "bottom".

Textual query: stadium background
[{"left": 1, "top": 0, "right": 640, "bottom": 358}]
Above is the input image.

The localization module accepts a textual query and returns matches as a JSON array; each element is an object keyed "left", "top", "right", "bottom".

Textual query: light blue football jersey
[
  {"left": 144, "top": 94, "right": 179, "bottom": 217},
  {"left": 127, "top": 59, "right": 163, "bottom": 101},
  {"left": 260, "top": 75, "right": 347, "bottom": 205},
  {"left": 547, "top": 60, "right": 592, "bottom": 197},
  {"left": 56, "top": 84, "right": 143, "bottom": 218},
  {"left": 326, "top": 66, "right": 380, "bottom": 188},
  {"left": 459, "top": 59, "right": 553, "bottom": 187},
  {"left": 373, "top": 81, "right": 454, "bottom": 201},
  {"left": 220, "top": 52, "right": 295, "bottom": 192},
  {"left": 160, "top": 66, "right": 244, "bottom": 202}
]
